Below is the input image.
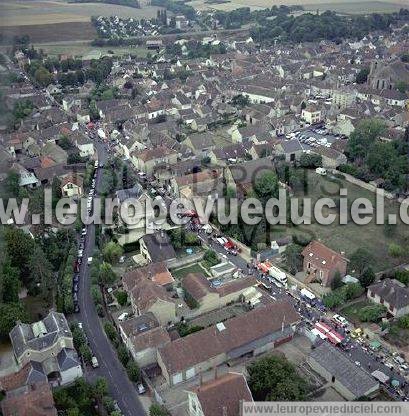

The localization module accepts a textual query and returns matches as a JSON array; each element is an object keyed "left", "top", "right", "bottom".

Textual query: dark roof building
[
  {"left": 367, "top": 278, "right": 409, "bottom": 317},
  {"left": 307, "top": 343, "right": 379, "bottom": 400}
]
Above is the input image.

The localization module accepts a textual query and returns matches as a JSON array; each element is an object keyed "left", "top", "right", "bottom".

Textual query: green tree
[
  {"left": 388, "top": 243, "right": 405, "bottom": 257},
  {"left": 347, "top": 119, "right": 386, "bottom": 162},
  {"left": 0, "top": 303, "right": 28, "bottom": 337},
  {"left": 102, "top": 241, "right": 123, "bottom": 264},
  {"left": 202, "top": 249, "right": 220, "bottom": 268},
  {"left": 34, "top": 66, "right": 52, "bottom": 86},
  {"left": 99, "top": 262, "right": 117, "bottom": 286},
  {"left": 349, "top": 248, "right": 373, "bottom": 276},
  {"left": 254, "top": 171, "right": 279, "bottom": 203},
  {"left": 0, "top": 258, "right": 21, "bottom": 303},
  {"left": 247, "top": 355, "right": 307, "bottom": 401},
  {"left": 94, "top": 377, "right": 108, "bottom": 399},
  {"left": 355, "top": 67, "right": 370, "bottom": 84},
  {"left": 359, "top": 267, "right": 375, "bottom": 288},
  {"left": 126, "top": 360, "right": 140, "bottom": 382},
  {"left": 357, "top": 304, "right": 386, "bottom": 322},
  {"left": 150, "top": 404, "right": 170, "bottom": 416},
  {"left": 79, "top": 344, "right": 92, "bottom": 364},
  {"left": 28, "top": 246, "right": 54, "bottom": 297},
  {"left": 283, "top": 244, "right": 303, "bottom": 274},
  {"left": 104, "top": 321, "right": 118, "bottom": 343},
  {"left": 116, "top": 290, "right": 128, "bottom": 306},
  {"left": 299, "top": 153, "right": 322, "bottom": 168},
  {"left": 331, "top": 270, "right": 343, "bottom": 290}
]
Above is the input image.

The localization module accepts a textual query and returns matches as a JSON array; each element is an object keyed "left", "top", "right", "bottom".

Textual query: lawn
[
  {"left": 267, "top": 171, "right": 409, "bottom": 272},
  {"left": 171, "top": 263, "right": 209, "bottom": 279},
  {"left": 339, "top": 300, "right": 373, "bottom": 324}
]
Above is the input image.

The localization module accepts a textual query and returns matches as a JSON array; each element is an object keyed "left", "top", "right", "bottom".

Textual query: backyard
[{"left": 268, "top": 171, "right": 409, "bottom": 272}]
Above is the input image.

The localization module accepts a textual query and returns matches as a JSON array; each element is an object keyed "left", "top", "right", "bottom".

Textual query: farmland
[
  {"left": 0, "top": 0, "right": 162, "bottom": 26},
  {"left": 187, "top": 0, "right": 408, "bottom": 14}
]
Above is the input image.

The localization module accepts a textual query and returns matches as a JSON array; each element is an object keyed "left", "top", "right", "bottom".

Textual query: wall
[{"left": 167, "top": 251, "right": 204, "bottom": 269}]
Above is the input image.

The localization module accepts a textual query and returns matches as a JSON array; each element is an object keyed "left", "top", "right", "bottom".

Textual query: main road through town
[{"left": 77, "top": 140, "right": 146, "bottom": 416}]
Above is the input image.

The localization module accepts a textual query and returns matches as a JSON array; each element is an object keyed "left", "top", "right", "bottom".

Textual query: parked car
[
  {"left": 91, "top": 356, "right": 99, "bottom": 368},
  {"left": 137, "top": 383, "right": 146, "bottom": 394},
  {"left": 74, "top": 303, "right": 80, "bottom": 313}
]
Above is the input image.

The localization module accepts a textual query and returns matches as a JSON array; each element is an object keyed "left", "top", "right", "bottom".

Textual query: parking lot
[{"left": 285, "top": 127, "right": 344, "bottom": 149}]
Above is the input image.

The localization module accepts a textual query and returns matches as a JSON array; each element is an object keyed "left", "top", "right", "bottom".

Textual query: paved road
[{"left": 77, "top": 141, "right": 145, "bottom": 416}]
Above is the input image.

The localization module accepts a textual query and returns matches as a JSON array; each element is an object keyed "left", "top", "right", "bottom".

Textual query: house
[
  {"left": 186, "top": 372, "right": 253, "bottom": 416},
  {"left": 311, "top": 145, "right": 347, "bottom": 168},
  {"left": 61, "top": 174, "right": 83, "bottom": 198},
  {"left": 140, "top": 232, "right": 176, "bottom": 264},
  {"left": 171, "top": 169, "right": 223, "bottom": 200},
  {"left": 302, "top": 240, "right": 348, "bottom": 287},
  {"left": 182, "top": 273, "right": 257, "bottom": 315},
  {"left": 301, "top": 105, "right": 322, "bottom": 124},
  {"left": 157, "top": 301, "right": 300, "bottom": 386},
  {"left": 1, "top": 382, "right": 58, "bottom": 416},
  {"left": 9, "top": 312, "right": 82, "bottom": 386},
  {"left": 368, "top": 60, "right": 409, "bottom": 91},
  {"left": 367, "top": 279, "right": 409, "bottom": 317},
  {"left": 307, "top": 343, "right": 379, "bottom": 400},
  {"left": 74, "top": 133, "right": 94, "bottom": 158},
  {"left": 183, "top": 132, "right": 216, "bottom": 157},
  {"left": 132, "top": 146, "right": 178, "bottom": 174},
  {"left": 118, "top": 313, "right": 170, "bottom": 368},
  {"left": 275, "top": 139, "right": 304, "bottom": 163},
  {"left": 123, "top": 265, "right": 177, "bottom": 325}
]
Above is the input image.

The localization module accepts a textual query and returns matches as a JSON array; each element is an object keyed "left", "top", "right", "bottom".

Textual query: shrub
[
  {"left": 388, "top": 243, "right": 405, "bottom": 258},
  {"left": 116, "top": 290, "right": 128, "bottom": 306},
  {"left": 126, "top": 360, "right": 140, "bottom": 382},
  {"left": 357, "top": 305, "right": 386, "bottom": 322}
]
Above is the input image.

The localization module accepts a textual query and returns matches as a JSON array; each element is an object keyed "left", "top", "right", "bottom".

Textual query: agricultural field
[
  {"left": 0, "top": 0, "right": 162, "bottom": 26},
  {"left": 266, "top": 172, "right": 409, "bottom": 273},
  {"left": 30, "top": 41, "right": 151, "bottom": 58},
  {"left": 187, "top": 0, "right": 408, "bottom": 14}
]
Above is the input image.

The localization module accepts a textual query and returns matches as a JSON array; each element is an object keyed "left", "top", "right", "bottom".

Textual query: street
[{"left": 77, "top": 140, "right": 146, "bottom": 416}]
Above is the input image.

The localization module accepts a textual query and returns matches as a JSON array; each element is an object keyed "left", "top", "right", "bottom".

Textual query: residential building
[
  {"left": 60, "top": 174, "right": 83, "bottom": 198},
  {"left": 140, "top": 232, "right": 177, "bottom": 264},
  {"left": 157, "top": 301, "right": 300, "bottom": 386},
  {"left": 9, "top": 312, "right": 82, "bottom": 386},
  {"left": 186, "top": 372, "right": 253, "bottom": 416},
  {"left": 302, "top": 240, "right": 348, "bottom": 287},
  {"left": 1, "top": 382, "right": 58, "bottom": 416},
  {"left": 132, "top": 146, "right": 178, "bottom": 174},
  {"left": 301, "top": 106, "right": 322, "bottom": 124},
  {"left": 367, "top": 279, "right": 409, "bottom": 317}
]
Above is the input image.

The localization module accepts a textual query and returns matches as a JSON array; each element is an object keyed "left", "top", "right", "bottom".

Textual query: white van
[
  {"left": 91, "top": 356, "right": 99, "bottom": 368},
  {"left": 118, "top": 312, "right": 129, "bottom": 322},
  {"left": 316, "top": 167, "right": 327, "bottom": 176}
]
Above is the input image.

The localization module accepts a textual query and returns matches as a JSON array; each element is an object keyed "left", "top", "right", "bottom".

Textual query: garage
[
  {"left": 172, "top": 372, "right": 183, "bottom": 385},
  {"left": 186, "top": 367, "right": 196, "bottom": 379}
]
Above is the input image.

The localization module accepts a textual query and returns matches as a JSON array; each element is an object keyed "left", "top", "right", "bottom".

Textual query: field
[
  {"left": 266, "top": 172, "right": 409, "bottom": 272},
  {"left": 29, "top": 41, "right": 151, "bottom": 58},
  {"left": 187, "top": 0, "right": 408, "bottom": 14},
  {"left": 0, "top": 0, "right": 162, "bottom": 26}
]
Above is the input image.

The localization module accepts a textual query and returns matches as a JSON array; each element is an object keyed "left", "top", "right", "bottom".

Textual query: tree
[
  {"left": 0, "top": 303, "right": 28, "bottom": 337},
  {"left": 388, "top": 243, "right": 405, "bottom": 258},
  {"left": 202, "top": 249, "right": 220, "bottom": 268},
  {"left": 28, "top": 246, "right": 54, "bottom": 297},
  {"left": 34, "top": 66, "right": 52, "bottom": 86},
  {"left": 299, "top": 153, "right": 322, "bottom": 168},
  {"left": 116, "top": 290, "right": 128, "bottom": 306},
  {"left": 104, "top": 321, "right": 118, "bottom": 344},
  {"left": 79, "top": 344, "right": 92, "bottom": 364},
  {"left": 126, "top": 360, "right": 140, "bottom": 382},
  {"left": 99, "top": 262, "right": 117, "bottom": 286},
  {"left": 357, "top": 304, "right": 386, "bottom": 322},
  {"left": 150, "top": 404, "right": 170, "bottom": 416},
  {"left": 116, "top": 344, "right": 130, "bottom": 366},
  {"left": 347, "top": 119, "right": 386, "bottom": 162},
  {"left": 331, "top": 270, "right": 343, "bottom": 290},
  {"left": 254, "top": 171, "right": 279, "bottom": 203},
  {"left": 247, "top": 355, "right": 307, "bottom": 401},
  {"left": 395, "top": 270, "right": 409, "bottom": 286},
  {"left": 359, "top": 267, "right": 375, "bottom": 288},
  {"left": 283, "top": 244, "right": 303, "bottom": 274},
  {"left": 0, "top": 258, "right": 20, "bottom": 303},
  {"left": 102, "top": 241, "right": 123, "bottom": 264},
  {"left": 355, "top": 67, "right": 370, "bottom": 84},
  {"left": 94, "top": 377, "right": 108, "bottom": 399},
  {"left": 349, "top": 248, "right": 373, "bottom": 276}
]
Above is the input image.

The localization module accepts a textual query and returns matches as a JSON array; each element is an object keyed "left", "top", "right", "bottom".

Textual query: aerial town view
[{"left": 0, "top": 0, "right": 409, "bottom": 415}]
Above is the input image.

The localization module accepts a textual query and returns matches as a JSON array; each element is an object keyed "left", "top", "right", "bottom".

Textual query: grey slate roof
[
  {"left": 141, "top": 232, "right": 176, "bottom": 263},
  {"left": 309, "top": 343, "right": 378, "bottom": 398},
  {"left": 57, "top": 348, "right": 81, "bottom": 372},
  {"left": 116, "top": 185, "right": 143, "bottom": 203},
  {"left": 10, "top": 312, "right": 72, "bottom": 360},
  {"left": 368, "top": 278, "right": 409, "bottom": 310}
]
